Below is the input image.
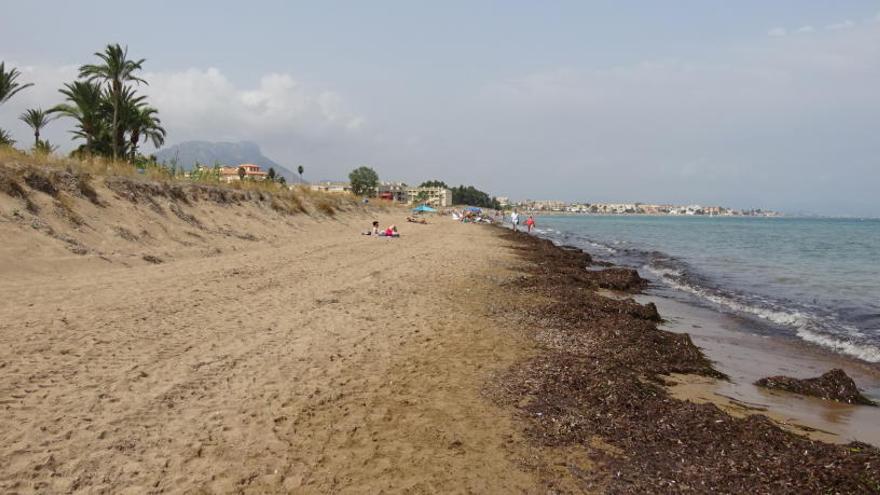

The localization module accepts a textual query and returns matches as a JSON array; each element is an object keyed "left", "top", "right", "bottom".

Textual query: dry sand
[{"left": 0, "top": 174, "right": 547, "bottom": 493}]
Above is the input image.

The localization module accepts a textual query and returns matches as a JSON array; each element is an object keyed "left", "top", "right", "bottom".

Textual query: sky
[{"left": 1, "top": 1, "right": 879, "bottom": 215}]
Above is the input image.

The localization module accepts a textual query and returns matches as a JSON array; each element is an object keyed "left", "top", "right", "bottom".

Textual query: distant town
[
  {"left": 187, "top": 163, "right": 780, "bottom": 216},
  {"left": 501, "top": 199, "right": 781, "bottom": 217}
]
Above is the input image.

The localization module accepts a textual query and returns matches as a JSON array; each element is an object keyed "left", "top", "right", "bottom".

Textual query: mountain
[{"left": 155, "top": 141, "right": 297, "bottom": 180}]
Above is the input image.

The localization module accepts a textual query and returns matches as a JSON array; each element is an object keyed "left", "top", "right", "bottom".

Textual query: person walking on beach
[
  {"left": 525, "top": 215, "right": 535, "bottom": 233},
  {"left": 510, "top": 210, "right": 519, "bottom": 232}
]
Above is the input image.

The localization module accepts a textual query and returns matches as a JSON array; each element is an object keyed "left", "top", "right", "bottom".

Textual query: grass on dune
[{"left": 0, "top": 146, "right": 358, "bottom": 216}]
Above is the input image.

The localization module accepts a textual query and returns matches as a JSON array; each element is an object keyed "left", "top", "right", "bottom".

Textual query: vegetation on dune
[
  {"left": 0, "top": 62, "right": 33, "bottom": 105},
  {"left": 0, "top": 129, "right": 15, "bottom": 147},
  {"left": 1, "top": 62, "right": 34, "bottom": 147},
  {"left": 0, "top": 147, "right": 354, "bottom": 221},
  {"left": 19, "top": 108, "right": 58, "bottom": 147},
  {"left": 78, "top": 44, "right": 149, "bottom": 161},
  {"left": 1, "top": 45, "right": 164, "bottom": 168},
  {"left": 52, "top": 81, "right": 106, "bottom": 154},
  {"left": 5, "top": 48, "right": 332, "bottom": 202},
  {"left": 125, "top": 101, "right": 165, "bottom": 162}
]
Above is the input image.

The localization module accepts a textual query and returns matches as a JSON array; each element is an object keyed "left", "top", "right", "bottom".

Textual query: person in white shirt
[{"left": 510, "top": 210, "right": 519, "bottom": 232}]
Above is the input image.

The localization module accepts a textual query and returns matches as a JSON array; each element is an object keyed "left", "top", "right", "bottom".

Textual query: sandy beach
[
  {"left": 0, "top": 160, "right": 553, "bottom": 492},
  {"left": 0, "top": 191, "right": 544, "bottom": 491},
  {"left": 2, "top": 160, "right": 880, "bottom": 493}
]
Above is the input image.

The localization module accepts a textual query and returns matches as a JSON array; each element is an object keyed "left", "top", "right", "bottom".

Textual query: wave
[
  {"left": 797, "top": 328, "right": 880, "bottom": 363},
  {"left": 538, "top": 229, "right": 880, "bottom": 363},
  {"left": 642, "top": 262, "right": 880, "bottom": 363}
]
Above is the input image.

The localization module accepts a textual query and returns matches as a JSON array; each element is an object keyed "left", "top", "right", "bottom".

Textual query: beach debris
[
  {"left": 489, "top": 229, "right": 880, "bottom": 493},
  {"left": 755, "top": 369, "right": 877, "bottom": 406},
  {"left": 590, "top": 267, "right": 647, "bottom": 292}
]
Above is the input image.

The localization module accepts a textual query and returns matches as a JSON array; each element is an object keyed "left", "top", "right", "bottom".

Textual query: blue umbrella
[
  {"left": 412, "top": 205, "right": 438, "bottom": 213},
  {"left": 464, "top": 206, "right": 482, "bottom": 213}
]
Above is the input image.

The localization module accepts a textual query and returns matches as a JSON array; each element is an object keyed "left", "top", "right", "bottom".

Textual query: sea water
[{"left": 531, "top": 215, "right": 880, "bottom": 363}]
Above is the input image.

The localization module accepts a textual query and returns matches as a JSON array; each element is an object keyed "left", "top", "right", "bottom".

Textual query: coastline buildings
[
  {"left": 309, "top": 181, "right": 453, "bottom": 208},
  {"left": 308, "top": 181, "right": 353, "bottom": 194},
  {"left": 513, "top": 200, "right": 780, "bottom": 217},
  {"left": 377, "top": 182, "right": 408, "bottom": 202},
  {"left": 404, "top": 186, "right": 453, "bottom": 208}
]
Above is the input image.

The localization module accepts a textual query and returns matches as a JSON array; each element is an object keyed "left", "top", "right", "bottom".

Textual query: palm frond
[{"left": 0, "top": 62, "right": 34, "bottom": 105}]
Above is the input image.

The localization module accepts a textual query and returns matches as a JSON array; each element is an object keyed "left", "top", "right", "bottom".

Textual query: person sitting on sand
[{"left": 362, "top": 220, "right": 381, "bottom": 235}]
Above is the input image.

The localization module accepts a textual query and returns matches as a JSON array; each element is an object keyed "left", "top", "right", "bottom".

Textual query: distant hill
[{"left": 155, "top": 141, "right": 297, "bottom": 180}]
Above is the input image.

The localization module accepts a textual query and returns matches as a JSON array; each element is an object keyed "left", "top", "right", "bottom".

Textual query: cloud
[
  {"left": 472, "top": 20, "right": 880, "bottom": 213},
  {"left": 795, "top": 25, "right": 815, "bottom": 34},
  {"left": 767, "top": 27, "right": 787, "bottom": 37},
  {"left": 144, "top": 68, "right": 365, "bottom": 142},
  {"left": 825, "top": 20, "right": 856, "bottom": 31},
  {"left": 0, "top": 64, "right": 365, "bottom": 155}
]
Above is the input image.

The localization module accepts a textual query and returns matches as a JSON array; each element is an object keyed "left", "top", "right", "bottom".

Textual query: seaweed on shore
[
  {"left": 756, "top": 369, "right": 877, "bottom": 406},
  {"left": 493, "top": 230, "right": 880, "bottom": 494}
]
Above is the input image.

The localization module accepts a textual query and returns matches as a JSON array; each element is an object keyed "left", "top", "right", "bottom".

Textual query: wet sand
[{"left": 638, "top": 294, "right": 880, "bottom": 447}]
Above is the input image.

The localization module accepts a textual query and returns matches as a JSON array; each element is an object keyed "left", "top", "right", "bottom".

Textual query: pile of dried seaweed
[
  {"left": 756, "top": 369, "right": 877, "bottom": 406},
  {"left": 495, "top": 231, "right": 880, "bottom": 493}
]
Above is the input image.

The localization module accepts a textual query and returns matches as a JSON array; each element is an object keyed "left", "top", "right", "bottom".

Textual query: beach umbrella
[
  {"left": 412, "top": 205, "right": 437, "bottom": 213},
  {"left": 464, "top": 206, "right": 482, "bottom": 213}
]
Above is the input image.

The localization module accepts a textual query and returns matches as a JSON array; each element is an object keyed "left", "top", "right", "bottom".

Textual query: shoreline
[
  {"left": 492, "top": 227, "right": 880, "bottom": 492},
  {"left": 530, "top": 215, "right": 880, "bottom": 368},
  {"left": 642, "top": 293, "right": 880, "bottom": 446}
]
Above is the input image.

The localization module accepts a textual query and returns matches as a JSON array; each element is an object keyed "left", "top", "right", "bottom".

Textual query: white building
[
  {"left": 406, "top": 187, "right": 453, "bottom": 207},
  {"left": 309, "top": 181, "right": 352, "bottom": 194}
]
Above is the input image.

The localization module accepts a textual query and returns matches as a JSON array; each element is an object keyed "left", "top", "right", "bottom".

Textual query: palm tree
[
  {"left": 116, "top": 85, "right": 148, "bottom": 158},
  {"left": 297, "top": 165, "right": 304, "bottom": 183},
  {"left": 34, "top": 139, "right": 58, "bottom": 155},
  {"left": 19, "top": 108, "right": 57, "bottom": 147},
  {"left": 79, "top": 44, "right": 146, "bottom": 160},
  {"left": 0, "top": 62, "right": 33, "bottom": 105},
  {"left": 51, "top": 80, "right": 107, "bottom": 155},
  {"left": 126, "top": 104, "right": 166, "bottom": 161},
  {"left": 0, "top": 129, "right": 14, "bottom": 147}
]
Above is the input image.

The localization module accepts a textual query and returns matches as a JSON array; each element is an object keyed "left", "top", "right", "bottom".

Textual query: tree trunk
[
  {"left": 130, "top": 132, "right": 139, "bottom": 163},
  {"left": 111, "top": 81, "right": 120, "bottom": 161}
]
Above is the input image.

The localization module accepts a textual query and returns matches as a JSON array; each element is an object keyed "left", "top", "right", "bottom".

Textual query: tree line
[
  {"left": 345, "top": 170, "right": 500, "bottom": 209},
  {"left": 419, "top": 180, "right": 500, "bottom": 209},
  {"left": 0, "top": 44, "right": 165, "bottom": 162}
]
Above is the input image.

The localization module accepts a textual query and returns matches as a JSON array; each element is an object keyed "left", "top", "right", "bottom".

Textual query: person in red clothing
[{"left": 525, "top": 215, "right": 535, "bottom": 233}]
